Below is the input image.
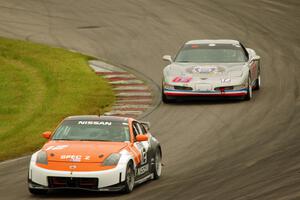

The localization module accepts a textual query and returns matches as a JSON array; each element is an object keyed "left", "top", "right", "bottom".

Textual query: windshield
[
  {"left": 175, "top": 43, "right": 248, "bottom": 63},
  {"left": 52, "top": 120, "right": 130, "bottom": 142}
]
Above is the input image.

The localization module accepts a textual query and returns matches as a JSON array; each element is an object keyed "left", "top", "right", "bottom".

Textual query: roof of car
[
  {"left": 64, "top": 115, "right": 130, "bottom": 122},
  {"left": 185, "top": 39, "right": 240, "bottom": 45}
]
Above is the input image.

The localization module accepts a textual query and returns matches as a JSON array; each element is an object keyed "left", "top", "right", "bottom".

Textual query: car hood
[
  {"left": 163, "top": 62, "right": 247, "bottom": 83},
  {"left": 42, "top": 140, "right": 128, "bottom": 163}
]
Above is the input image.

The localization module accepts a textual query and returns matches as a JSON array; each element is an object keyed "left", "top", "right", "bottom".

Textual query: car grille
[
  {"left": 174, "top": 86, "right": 193, "bottom": 90},
  {"left": 214, "top": 86, "right": 234, "bottom": 91},
  {"left": 48, "top": 177, "right": 98, "bottom": 189}
]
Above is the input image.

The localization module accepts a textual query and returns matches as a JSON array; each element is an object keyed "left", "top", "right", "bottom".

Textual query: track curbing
[{"left": 88, "top": 60, "right": 156, "bottom": 119}]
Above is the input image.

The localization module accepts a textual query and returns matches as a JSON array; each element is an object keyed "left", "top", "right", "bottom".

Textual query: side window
[
  {"left": 135, "top": 123, "right": 144, "bottom": 135},
  {"left": 132, "top": 123, "right": 139, "bottom": 138},
  {"left": 139, "top": 124, "right": 147, "bottom": 134}
]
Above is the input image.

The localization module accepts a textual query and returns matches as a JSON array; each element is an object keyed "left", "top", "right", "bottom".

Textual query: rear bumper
[{"left": 164, "top": 89, "right": 247, "bottom": 97}]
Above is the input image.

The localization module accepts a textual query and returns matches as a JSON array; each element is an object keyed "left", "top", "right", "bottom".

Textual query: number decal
[{"left": 134, "top": 141, "right": 149, "bottom": 165}]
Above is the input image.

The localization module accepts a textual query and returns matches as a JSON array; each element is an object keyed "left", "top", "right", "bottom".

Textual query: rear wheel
[
  {"left": 244, "top": 76, "right": 253, "bottom": 101},
  {"left": 28, "top": 188, "right": 48, "bottom": 195},
  {"left": 253, "top": 74, "right": 261, "bottom": 90},
  {"left": 123, "top": 162, "right": 135, "bottom": 193},
  {"left": 153, "top": 149, "right": 162, "bottom": 180}
]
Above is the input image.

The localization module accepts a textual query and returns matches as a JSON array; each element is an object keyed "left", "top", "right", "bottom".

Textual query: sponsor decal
[
  {"left": 45, "top": 145, "right": 68, "bottom": 151},
  {"left": 78, "top": 121, "right": 112, "bottom": 126},
  {"left": 61, "top": 155, "right": 82, "bottom": 162},
  {"left": 137, "top": 164, "right": 149, "bottom": 175},
  {"left": 84, "top": 155, "right": 91, "bottom": 161},
  {"left": 60, "top": 155, "right": 91, "bottom": 162},
  {"left": 172, "top": 77, "right": 192, "bottom": 83},
  {"left": 221, "top": 78, "right": 231, "bottom": 83},
  {"left": 134, "top": 142, "right": 149, "bottom": 165}
]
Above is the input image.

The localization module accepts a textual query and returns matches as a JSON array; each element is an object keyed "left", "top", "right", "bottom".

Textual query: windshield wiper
[
  {"left": 178, "top": 60, "right": 192, "bottom": 63},
  {"left": 53, "top": 139, "right": 72, "bottom": 141},
  {"left": 79, "top": 139, "right": 112, "bottom": 142}
]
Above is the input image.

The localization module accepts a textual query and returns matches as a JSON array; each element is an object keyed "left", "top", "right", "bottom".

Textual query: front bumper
[
  {"left": 163, "top": 89, "right": 248, "bottom": 97},
  {"left": 28, "top": 163, "right": 127, "bottom": 191}
]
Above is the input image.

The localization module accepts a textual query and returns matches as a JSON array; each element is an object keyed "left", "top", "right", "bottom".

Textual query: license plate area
[{"left": 194, "top": 84, "right": 212, "bottom": 91}]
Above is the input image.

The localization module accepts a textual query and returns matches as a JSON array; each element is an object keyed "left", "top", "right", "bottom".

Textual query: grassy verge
[{"left": 0, "top": 37, "right": 115, "bottom": 161}]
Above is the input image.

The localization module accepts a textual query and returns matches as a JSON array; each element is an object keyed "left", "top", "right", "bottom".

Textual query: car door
[{"left": 132, "top": 121, "right": 150, "bottom": 177}]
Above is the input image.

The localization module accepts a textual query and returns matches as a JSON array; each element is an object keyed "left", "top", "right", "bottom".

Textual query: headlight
[
  {"left": 233, "top": 81, "right": 248, "bottom": 90},
  {"left": 163, "top": 82, "right": 174, "bottom": 90},
  {"left": 36, "top": 151, "right": 48, "bottom": 165},
  {"left": 103, "top": 153, "right": 121, "bottom": 166}
]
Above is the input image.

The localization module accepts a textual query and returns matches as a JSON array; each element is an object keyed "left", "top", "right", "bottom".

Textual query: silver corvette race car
[{"left": 162, "top": 39, "right": 261, "bottom": 103}]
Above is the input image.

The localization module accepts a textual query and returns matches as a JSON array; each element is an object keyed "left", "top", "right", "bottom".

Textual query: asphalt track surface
[{"left": 0, "top": 0, "right": 300, "bottom": 199}]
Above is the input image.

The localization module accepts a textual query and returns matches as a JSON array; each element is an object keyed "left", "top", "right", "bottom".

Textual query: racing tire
[
  {"left": 253, "top": 75, "right": 261, "bottom": 91},
  {"left": 28, "top": 188, "right": 48, "bottom": 195},
  {"left": 162, "top": 89, "right": 175, "bottom": 104},
  {"left": 123, "top": 162, "right": 135, "bottom": 193},
  {"left": 153, "top": 149, "right": 162, "bottom": 180},
  {"left": 244, "top": 76, "right": 253, "bottom": 101}
]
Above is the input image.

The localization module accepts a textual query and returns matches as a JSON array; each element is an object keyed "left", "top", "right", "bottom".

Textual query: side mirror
[
  {"left": 163, "top": 55, "right": 173, "bottom": 63},
  {"left": 42, "top": 131, "right": 52, "bottom": 139},
  {"left": 136, "top": 134, "right": 149, "bottom": 142},
  {"left": 140, "top": 121, "right": 151, "bottom": 131}
]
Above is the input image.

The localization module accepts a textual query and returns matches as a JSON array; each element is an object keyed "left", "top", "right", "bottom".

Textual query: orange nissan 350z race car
[{"left": 28, "top": 115, "right": 162, "bottom": 194}]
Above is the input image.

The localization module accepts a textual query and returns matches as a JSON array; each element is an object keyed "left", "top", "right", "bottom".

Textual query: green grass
[{"left": 0, "top": 37, "right": 115, "bottom": 161}]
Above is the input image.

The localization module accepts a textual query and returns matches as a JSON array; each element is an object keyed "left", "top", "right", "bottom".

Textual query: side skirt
[{"left": 134, "top": 173, "right": 154, "bottom": 186}]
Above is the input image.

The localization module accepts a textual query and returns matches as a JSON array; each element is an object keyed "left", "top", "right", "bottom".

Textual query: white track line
[
  {"left": 105, "top": 110, "right": 144, "bottom": 115},
  {"left": 0, "top": 156, "right": 29, "bottom": 166},
  {"left": 103, "top": 74, "right": 135, "bottom": 79},
  {"left": 116, "top": 98, "right": 152, "bottom": 102}
]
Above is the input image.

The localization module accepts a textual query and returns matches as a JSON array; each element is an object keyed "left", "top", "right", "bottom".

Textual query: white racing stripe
[
  {"left": 113, "top": 86, "right": 149, "bottom": 90},
  {"left": 103, "top": 74, "right": 135, "bottom": 79},
  {"left": 89, "top": 64, "right": 113, "bottom": 73},
  {"left": 116, "top": 92, "right": 152, "bottom": 97},
  {"left": 112, "top": 105, "right": 150, "bottom": 109},
  {"left": 109, "top": 80, "right": 144, "bottom": 84},
  {"left": 88, "top": 60, "right": 153, "bottom": 118}
]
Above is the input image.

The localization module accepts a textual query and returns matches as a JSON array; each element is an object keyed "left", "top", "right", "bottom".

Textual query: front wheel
[
  {"left": 162, "top": 89, "right": 176, "bottom": 104},
  {"left": 28, "top": 188, "right": 48, "bottom": 195},
  {"left": 123, "top": 162, "right": 135, "bottom": 193}
]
